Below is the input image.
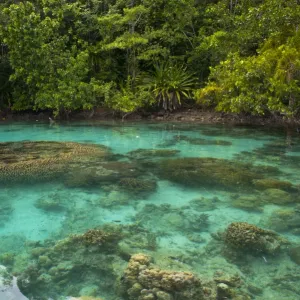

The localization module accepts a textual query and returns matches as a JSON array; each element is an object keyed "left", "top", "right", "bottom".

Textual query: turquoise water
[{"left": 0, "top": 121, "right": 300, "bottom": 300}]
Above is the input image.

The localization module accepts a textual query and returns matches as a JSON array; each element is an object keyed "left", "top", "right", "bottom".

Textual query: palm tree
[{"left": 143, "top": 62, "right": 197, "bottom": 111}]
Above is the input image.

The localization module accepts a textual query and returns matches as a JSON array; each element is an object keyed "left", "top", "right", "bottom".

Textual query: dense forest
[{"left": 0, "top": 0, "right": 300, "bottom": 118}]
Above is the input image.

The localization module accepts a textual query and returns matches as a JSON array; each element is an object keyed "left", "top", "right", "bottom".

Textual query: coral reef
[
  {"left": 262, "top": 188, "right": 298, "bottom": 204},
  {"left": 0, "top": 202, "right": 14, "bottom": 226},
  {"left": 0, "top": 252, "right": 15, "bottom": 266},
  {"left": 15, "top": 226, "right": 126, "bottom": 299},
  {"left": 224, "top": 222, "right": 286, "bottom": 255},
  {"left": 189, "top": 196, "right": 219, "bottom": 211},
  {"left": 12, "top": 224, "right": 160, "bottom": 299},
  {"left": 121, "top": 253, "right": 204, "bottom": 300},
  {"left": 118, "top": 177, "right": 157, "bottom": 197},
  {"left": 63, "top": 167, "right": 115, "bottom": 188},
  {"left": 133, "top": 203, "right": 210, "bottom": 234},
  {"left": 71, "top": 228, "right": 123, "bottom": 248},
  {"left": 118, "top": 227, "right": 158, "bottom": 255},
  {"left": 0, "top": 141, "right": 110, "bottom": 184},
  {"left": 231, "top": 188, "right": 300, "bottom": 211},
  {"left": 64, "top": 161, "right": 142, "bottom": 189},
  {"left": 98, "top": 189, "right": 131, "bottom": 208},
  {"left": 230, "top": 194, "right": 264, "bottom": 212},
  {"left": 34, "top": 194, "right": 65, "bottom": 212},
  {"left": 157, "top": 157, "right": 275, "bottom": 190},
  {"left": 264, "top": 208, "right": 300, "bottom": 232},
  {"left": 128, "top": 149, "right": 180, "bottom": 160},
  {"left": 179, "top": 135, "right": 232, "bottom": 146},
  {"left": 289, "top": 246, "right": 300, "bottom": 265},
  {"left": 252, "top": 178, "right": 293, "bottom": 191},
  {"left": 68, "top": 297, "right": 104, "bottom": 300}
]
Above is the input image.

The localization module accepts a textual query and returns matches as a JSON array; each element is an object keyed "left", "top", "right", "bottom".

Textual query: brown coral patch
[
  {"left": 122, "top": 254, "right": 204, "bottom": 300},
  {"left": 158, "top": 157, "right": 270, "bottom": 190},
  {"left": 224, "top": 222, "right": 284, "bottom": 255},
  {"left": 0, "top": 141, "right": 110, "bottom": 184}
]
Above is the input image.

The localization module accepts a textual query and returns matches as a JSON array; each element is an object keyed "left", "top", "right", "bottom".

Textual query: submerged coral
[
  {"left": 16, "top": 226, "right": 126, "bottom": 299},
  {"left": 224, "top": 222, "right": 286, "bottom": 255},
  {"left": 189, "top": 196, "right": 219, "bottom": 211},
  {"left": 72, "top": 228, "right": 122, "bottom": 248},
  {"left": 262, "top": 188, "right": 298, "bottom": 205},
  {"left": 98, "top": 190, "right": 131, "bottom": 208},
  {"left": 128, "top": 149, "right": 180, "bottom": 160},
  {"left": 64, "top": 161, "right": 143, "bottom": 189},
  {"left": 264, "top": 208, "right": 300, "bottom": 233},
  {"left": 13, "top": 224, "right": 162, "bottom": 299},
  {"left": 230, "top": 194, "right": 264, "bottom": 212},
  {"left": 289, "top": 246, "right": 300, "bottom": 265},
  {"left": 179, "top": 135, "right": 232, "bottom": 146},
  {"left": 134, "top": 203, "right": 210, "bottom": 234},
  {"left": 121, "top": 254, "right": 204, "bottom": 300},
  {"left": 158, "top": 157, "right": 272, "bottom": 190},
  {"left": 118, "top": 177, "right": 157, "bottom": 197},
  {"left": 0, "top": 141, "right": 110, "bottom": 184},
  {"left": 0, "top": 203, "right": 14, "bottom": 226},
  {"left": 252, "top": 178, "right": 293, "bottom": 191},
  {"left": 121, "top": 253, "right": 252, "bottom": 300},
  {"left": 34, "top": 194, "right": 66, "bottom": 212}
]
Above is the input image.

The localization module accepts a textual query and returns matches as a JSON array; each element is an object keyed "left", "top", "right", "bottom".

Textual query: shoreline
[{"left": 1, "top": 107, "right": 299, "bottom": 128}]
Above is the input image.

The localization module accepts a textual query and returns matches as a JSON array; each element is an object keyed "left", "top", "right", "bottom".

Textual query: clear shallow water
[{"left": 0, "top": 121, "right": 300, "bottom": 300}]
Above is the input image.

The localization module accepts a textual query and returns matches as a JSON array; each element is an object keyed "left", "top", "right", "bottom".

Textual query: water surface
[{"left": 0, "top": 121, "right": 300, "bottom": 300}]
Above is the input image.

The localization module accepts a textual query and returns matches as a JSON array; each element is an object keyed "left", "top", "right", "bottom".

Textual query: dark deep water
[{"left": 0, "top": 121, "right": 300, "bottom": 300}]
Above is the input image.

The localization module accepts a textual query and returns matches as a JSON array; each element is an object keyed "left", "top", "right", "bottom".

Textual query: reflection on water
[{"left": 0, "top": 122, "right": 300, "bottom": 300}]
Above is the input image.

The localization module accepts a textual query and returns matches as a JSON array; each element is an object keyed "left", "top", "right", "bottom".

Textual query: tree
[
  {"left": 1, "top": 0, "right": 104, "bottom": 116},
  {"left": 196, "top": 31, "right": 300, "bottom": 116}
]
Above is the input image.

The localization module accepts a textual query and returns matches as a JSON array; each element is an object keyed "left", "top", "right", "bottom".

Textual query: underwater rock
[
  {"left": 122, "top": 253, "right": 204, "bottom": 300},
  {"left": 224, "top": 222, "right": 285, "bottom": 255},
  {"left": 157, "top": 157, "right": 273, "bottom": 190},
  {"left": 289, "top": 246, "right": 300, "bottom": 265}
]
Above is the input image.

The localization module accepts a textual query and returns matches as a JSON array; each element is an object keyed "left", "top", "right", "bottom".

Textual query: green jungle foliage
[{"left": 0, "top": 0, "right": 300, "bottom": 117}]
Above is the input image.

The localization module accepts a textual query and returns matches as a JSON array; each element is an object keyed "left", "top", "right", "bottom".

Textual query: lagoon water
[{"left": 0, "top": 121, "right": 300, "bottom": 300}]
